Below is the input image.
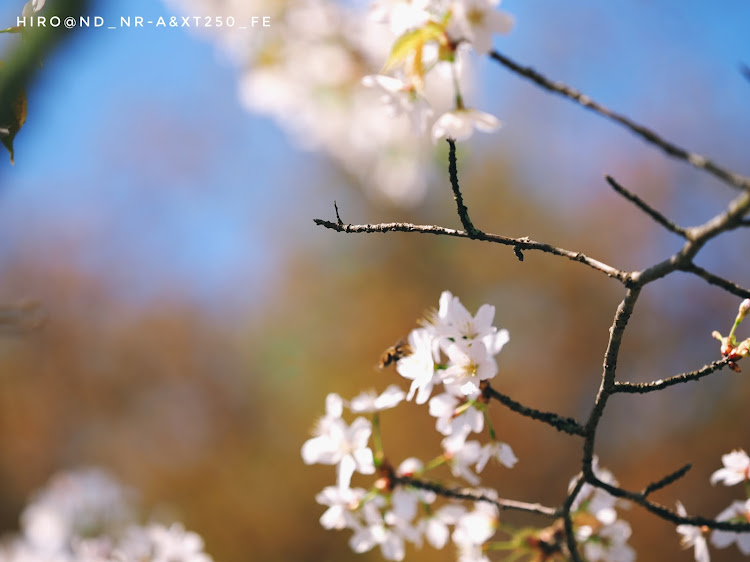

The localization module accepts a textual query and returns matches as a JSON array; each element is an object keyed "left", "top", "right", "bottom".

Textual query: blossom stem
[
  {"left": 451, "top": 62, "right": 464, "bottom": 109},
  {"left": 423, "top": 454, "right": 448, "bottom": 472},
  {"left": 728, "top": 314, "right": 744, "bottom": 342},
  {"left": 371, "top": 412, "right": 384, "bottom": 468},
  {"left": 483, "top": 408, "right": 497, "bottom": 441}
]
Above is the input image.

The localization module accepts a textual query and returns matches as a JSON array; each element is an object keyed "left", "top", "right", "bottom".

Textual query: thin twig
[
  {"left": 447, "top": 139, "right": 481, "bottom": 237},
  {"left": 482, "top": 382, "right": 586, "bottom": 436},
  {"left": 582, "top": 288, "right": 641, "bottom": 468},
  {"left": 614, "top": 357, "right": 733, "bottom": 393},
  {"left": 641, "top": 464, "right": 692, "bottom": 497},
  {"left": 563, "top": 477, "right": 584, "bottom": 562},
  {"left": 392, "top": 476, "right": 559, "bottom": 518},
  {"left": 313, "top": 216, "right": 631, "bottom": 284},
  {"left": 680, "top": 263, "right": 750, "bottom": 299},
  {"left": 488, "top": 50, "right": 750, "bottom": 192},
  {"left": 590, "top": 476, "right": 750, "bottom": 531},
  {"left": 605, "top": 175, "right": 687, "bottom": 238},
  {"left": 633, "top": 189, "right": 750, "bottom": 286}
]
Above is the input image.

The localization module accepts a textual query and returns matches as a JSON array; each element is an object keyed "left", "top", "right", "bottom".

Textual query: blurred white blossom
[{"left": 0, "top": 468, "right": 213, "bottom": 562}]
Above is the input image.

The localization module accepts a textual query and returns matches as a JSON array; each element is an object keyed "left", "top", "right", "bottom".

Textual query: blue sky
[
  {"left": 0, "top": 0, "right": 748, "bottom": 312},
  {"left": 0, "top": 0, "right": 298, "bottom": 310}
]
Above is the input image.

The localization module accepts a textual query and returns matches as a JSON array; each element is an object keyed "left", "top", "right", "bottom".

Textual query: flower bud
[{"left": 740, "top": 299, "right": 750, "bottom": 320}]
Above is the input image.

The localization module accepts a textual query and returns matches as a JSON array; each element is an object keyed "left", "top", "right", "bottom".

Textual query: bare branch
[
  {"left": 641, "top": 464, "right": 692, "bottom": 497},
  {"left": 634, "top": 190, "right": 750, "bottom": 286},
  {"left": 582, "top": 288, "right": 641, "bottom": 467},
  {"left": 605, "top": 175, "right": 687, "bottom": 238},
  {"left": 447, "top": 139, "right": 481, "bottom": 237},
  {"left": 590, "top": 476, "right": 750, "bottom": 532},
  {"left": 680, "top": 263, "right": 750, "bottom": 299},
  {"left": 481, "top": 382, "right": 586, "bottom": 436},
  {"left": 488, "top": 50, "right": 750, "bottom": 192},
  {"left": 614, "top": 357, "right": 734, "bottom": 393},
  {"left": 392, "top": 476, "right": 559, "bottom": 518},
  {"left": 314, "top": 215, "right": 631, "bottom": 284},
  {"left": 563, "top": 477, "right": 585, "bottom": 562}
]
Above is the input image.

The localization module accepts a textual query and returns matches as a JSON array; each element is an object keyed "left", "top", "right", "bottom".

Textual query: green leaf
[{"left": 383, "top": 21, "right": 445, "bottom": 71}]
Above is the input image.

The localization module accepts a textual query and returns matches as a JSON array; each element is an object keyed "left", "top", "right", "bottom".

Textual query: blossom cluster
[
  {"left": 568, "top": 459, "right": 634, "bottom": 562},
  {"left": 302, "top": 291, "right": 639, "bottom": 561},
  {"left": 712, "top": 298, "right": 750, "bottom": 371},
  {"left": 164, "top": 0, "right": 512, "bottom": 205},
  {"left": 301, "top": 291, "right": 516, "bottom": 560},
  {"left": 676, "top": 449, "right": 750, "bottom": 562},
  {"left": 363, "top": 0, "right": 513, "bottom": 143},
  {"left": 0, "top": 468, "right": 213, "bottom": 562}
]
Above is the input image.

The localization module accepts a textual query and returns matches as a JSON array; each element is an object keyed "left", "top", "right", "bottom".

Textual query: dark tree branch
[
  {"left": 392, "top": 475, "right": 559, "bottom": 518},
  {"left": 563, "top": 477, "right": 585, "bottom": 562},
  {"left": 590, "top": 476, "right": 750, "bottom": 532},
  {"left": 605, "top": 175, "right": 687, "bottom": 238},
  {"left": 314, "top": 216, "right": 631, "bottom": 284},
  {"left": 680, "top": 263, "right": 750, "bottom": 299},
  {"left": 488, "top": 50, "right": 750, "bottom": 192},
  {"left": 447, "top": 139, "right": 481, "bottom": 237},
  {"left": 633, "top": 189, "right": 750, "bottom": 286},
  {"left": 582, "top": 288, "right": 641, "bottom": 468},
  {"left": 482, "top": 382, "right": 586, "bottom": 436},
  {"left": 641, "top": 464, "right": 692, "bottom": 497},
  {"left": 614, "top": 357, "right": 734, "bottom": 393},
  {"left": 315, "top": 53, "right": 750, "bottom": 554}
]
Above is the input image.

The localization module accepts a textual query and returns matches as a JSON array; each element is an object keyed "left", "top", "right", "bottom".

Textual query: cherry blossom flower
[
  {"left": 370, "top": 0, "right": 432, "bottom": 35},
  {"left": 476, "top": 441, "right": 517, "bottom": 472},
  {"left": 384, "top": 488, "right": 423, "bottom": 545},
  {"left": 445, "top": 440, "right": 484, "bottom": 485},
  {"left": 434, "top": 290, "right": 498, "bottom": 342},
  {"left": 397, "top": 328, "right": 439, "bottom": 404},
  {"left": 0, "top": 468, "right": 214, "bottom": 562},
  {"left": 148, "top": 523, "right": 213, "bottom": 562},
  {"left": 710, "top": 449, "right": 750, "bottom": 486},
  {"left": 420, "top": 504, "right": 467, "bottom": 550},
  {"left": 301, "top": 415, "right": 376, "bottom": 489},
  {"left": 711, "top": 499, "right": 750, "bottom": 555},
  {"left": 362, "top": 74, "right": 434, "bottom": 134},
  {"left": 22, "top": 0, "right": 45, "bottom": 17},
  {"left": 582, "top": 519, "right": 635, "bottom": 562},
  {"left": 432, "top": 108, "right": 501, "bottom": 142},
  {"left": 676, "top": 502, "right": 710, "bottom": 562},
  {"left": 395, "top": 457, "right": 424, "bottom": 478},
  {"left": 21, "top": 468, "right": 134, "bottom": 555},
  {"left": 316, "top": 486, "right": 367, "bottom": 530},
  {"left": 452, "top": 495, "right": 498, "bottom": 551},
  {"left": 441, "top": 340, "right": 497, "bottom": 396},
  {"left": 349, "top": 497, "right": 408, "bottom": 561},
  {"left": 447, "top": 0, "right": 514, "bottom": 54},
  {"left": 349, "top": 385, "right": 406, "bottom": 413},
  {"left": 570, "top": 457, "right": 622, "bottom": 525},
  {"left": 429, "top": 393, "right": 484, "bottom": 441}
]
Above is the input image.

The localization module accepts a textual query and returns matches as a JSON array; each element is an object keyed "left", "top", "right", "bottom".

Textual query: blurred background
[{"left": 0, "top": 0, "right": 749, "bottom": 560}]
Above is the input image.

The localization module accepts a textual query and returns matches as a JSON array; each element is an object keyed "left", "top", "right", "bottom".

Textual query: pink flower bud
[{"left": 740, "top": 299, "right": 750, "bottom": 319}]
